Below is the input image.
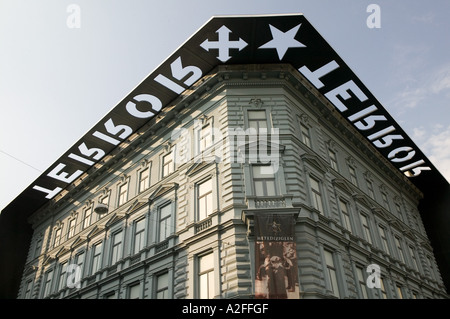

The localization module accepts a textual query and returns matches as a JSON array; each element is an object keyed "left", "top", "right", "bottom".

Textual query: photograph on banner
[{"left": 254, "top": 214, "right": 299, "bottom": 299}]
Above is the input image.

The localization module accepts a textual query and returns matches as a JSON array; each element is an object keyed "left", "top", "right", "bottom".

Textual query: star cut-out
[{"left": 258, "top": 24, "right": 306, "bottom": 60}]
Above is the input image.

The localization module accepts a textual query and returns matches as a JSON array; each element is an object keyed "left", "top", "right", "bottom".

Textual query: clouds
[
  {"left": 413, "top": 124, "right": 450, "bottom": 183},
  {"left": 389, "top": 55, "right": 450, "bottom": 111}
]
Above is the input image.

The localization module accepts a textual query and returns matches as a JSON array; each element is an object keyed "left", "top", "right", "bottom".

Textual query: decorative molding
[
  {"left": 346, "top": 156, "right": 357, "bottom": 168},
  {"left": 301, "top": 153, "right": 328, "bottom": 174},
  {"left": 120, "top": 173, "right": 128, "bottom": 183},
  {"left": 299, "top": 113, "right": 309, "bottom": 125},
  {"left": 249, "top": 98, "right": 263, "bottom": 108},
  {"left": 326, "top": 139, "right": 338, "bottom": 153},
  {"left": 363, "top": 171, "right": 374, "bottom": 182}
]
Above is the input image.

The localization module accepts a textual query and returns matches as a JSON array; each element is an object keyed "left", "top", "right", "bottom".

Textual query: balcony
[
  {"left": 245, "top": 195, "right": 293, "bottom": 209},
  {"left": 195, "top": 218, "right": 213, "bottom": 233}
]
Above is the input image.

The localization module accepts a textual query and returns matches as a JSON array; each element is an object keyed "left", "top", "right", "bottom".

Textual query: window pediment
[
  {"left": 55, "top": 246, "right": 70, "bottom": 258},
  {"left": 149, "top": 183, "right": 179, "bottom": 203},
  {"left": 332, "top": 178, "right": 356, "bottom": 196},
  {"left": 105, "top": 213, "right": 125, "bottom": 228},
  {"left": 70, "top": 236, "right": 86, "bottom": 250},
  {"left": 86, "top": 225, "right": 105, "bottom": 239},
  {"left": 352, "top": 194, "right": 374, "bottom": 209},
  {"left": 301, "top": 153, "right": 328, "bottom": 174},
  {"left": 186, "top": 160, "right": 217, "bottom": 177}
]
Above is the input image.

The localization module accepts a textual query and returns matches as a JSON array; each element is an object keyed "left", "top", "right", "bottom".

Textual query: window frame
[
  {"left": 82, "top": 206, "right": 92, "bottom": 229},
  {"left": 338, "top": 199, "right": 352, "bottom": 233},
  {"left": 53, "top": 227, "right": 62, "bottom": 247},
  {"left": 360, "top": 213, "right": 373, "bottom": 245},
  {"left": 118, "top": 183, "right": 128, "bottom": 206},
  {"left": 328, "top": 148, "right": 338, "bottom": 171},
  {"left": 252, "top": 164, "right": 278, "bottom": 197},
  {"left": 378, "top": 224, "right": 390, "bottom": 253},
  {"left": 309, "top": 175, "right": 324, "bottom": 214},
  {"left": 67, "top": 218, "right": 76, "bottom": 239},
  {"left": 162, "top": 152, "right": 174, "bottom": 178},
  {"left": 197, "top": 178, "right": 213, "bottom": 221},
  {"left": 356, "top": 265, "right": 369, "bottom": 299},
  {"left": 247, "top": 109, "right": 269, "bottom": 132},
  {"left": 91, "top": 242, "right": 103, "bottom": 275},
  {"left": 110, "top": 231, "right": 123, "bottom": 265},
  {"left": 139, "top": 167, "right": 150, "bottom": 193},
  {"left": 198, "top": 251, "right": 216, "bottom": 299},
  {"left": 158, "top": 202, "right": 172, "bottom": 242},
  {"left": 128, "top": 281, "right": 141, "bottom": 299},
  {"left": 133, "top": 218, "right": 146, "bottom": 254},
  {"left": 300, "top": 122, "right": 312, "bottom": 148},
  {"left": 323, "top": 249, "right": 340, "bottom": 298},
  {"left": 57, "top": 262, "right": 68, "bottom": 291},
  {"left": 155, "top": 271, "right": 170, "bottom": 299},
  {"left": 42, "top": 269, "right": 54, "bottom": 298}
]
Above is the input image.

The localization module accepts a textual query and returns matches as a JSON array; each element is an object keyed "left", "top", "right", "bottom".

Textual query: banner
[{"left": 254, "top": 214, "right": 299, "bottom": 299}]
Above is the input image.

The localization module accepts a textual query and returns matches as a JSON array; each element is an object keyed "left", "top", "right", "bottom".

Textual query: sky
[{"left": 1, "top": 0, "right": 449, "bottom": 212}]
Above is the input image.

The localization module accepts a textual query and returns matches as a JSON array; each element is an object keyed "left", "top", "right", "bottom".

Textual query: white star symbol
[{"left": 258, "top": 24, "right": 306, "bottom": 60}]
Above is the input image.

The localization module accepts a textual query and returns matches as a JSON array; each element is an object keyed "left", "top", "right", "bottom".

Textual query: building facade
[{"left": 17, "top": 64, "right": 448, "bottom": 299}]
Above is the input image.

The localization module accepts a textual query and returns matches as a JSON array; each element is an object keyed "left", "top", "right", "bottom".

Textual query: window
[
  {"left": 104, "top": 292, "right": 116, "bottom": 299},
  {"left": 366, "top": 179, "right": 375, "bottom": 199},
  {"left": 408, "top": 245, "right": 419, "bottom": 271},
  {"left": 162, "top": 152, "right": 174, "bottom": 177},
  {"left": 53, "top": 228, "right": 62, "bottom": 247},
  {"left": 83, "top": 207, "right": 92, "bottom": 229},
  {"left": 198, "top": 252, "right": 215, "bottom": 299},
  {"left": 91, "top": 243, "right": 102, "bottom": 274},
  {"left": 379, "top": 225, "right": 389, "bottom": 253},
  {"left": 139, "top": 169, "right": 150, "bottom": 192},
  {"left": 159, "top": 204, "right": 172, "bottom": 242},
  {"left": 381, "top": 192, "right": 390, "bottom": 209},
  {"left": 111, "top": 231, "right": 123, "bottom": 265},
  {"left": 329, "top": 149, "right": 338, "bottom": 171},
  {"left": 58, "top": 262, "right": 67, "bottom": 291},
  {"left": 324, "top": 250, "right": 340, "bottom": 298},
  {"left": 156, "top": 272, "right": 169, "bottom": 299},
  {"left": 43, "top": 270, "right": 53, "bottom": 297},
  {"left": 360, "top": 214, "right": 372, "bottom": 245},
  {"left": 310, "top": 176, "right": 324, "bottom": 214},
  {"left": 34, "top": 238, "right": 42, "bottom": 259},
  {"left": 339, "top": 199, "right": 352, "bottom": 232},
  {"left": 128, "top": 282, "right": 140, "bottom": 299},
  {"left": 75, "top": 252, "right": 85, "bottom": 279},
  {"left": 68, "top": 219, "right": 76, "bottom": 239},
  {"left": 394, "top": 236, "right": 405, "bottom": 264},
  {"left": 395, "top": 203, "right": 403, "bottom": 221},
  {"left": 198, "top": 179, "right": 213, "bottom": 220},
  {"left": 118, "top": 184, "right": 128, "bottom": 206},
  {"left": 248, "top": 110, "right": 268, "bottom": 131},
  {"left": 300, "top": 123, "right": 312, "bottom": 147},
  {"left": 252, "top": 165, "right": 277, "bottom": 196},
  {"left": 133, "top": 219, "right": 146, "bottom": 254},
  {"left": 356, "top": 266, "right": 368, "bottom": 298},
  {"left": 427, "top": 255, "right": 436, "bottom": 280},
  {"left": 349, "top": 166, "right": 358, "bottom": 186},
  {"left": 396, "top": 284, "right": 404, "bottom": 299},
  {"left": 198, "top": 123, "right": 213, "bottom": 153},
  {"left": 379, "top": 278, "right": 388, "bottom": 299}
]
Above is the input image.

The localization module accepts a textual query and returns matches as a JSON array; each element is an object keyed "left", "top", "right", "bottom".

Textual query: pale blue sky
[{"left": 1, "top": 0, "right": 449, "bottom": 211}]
